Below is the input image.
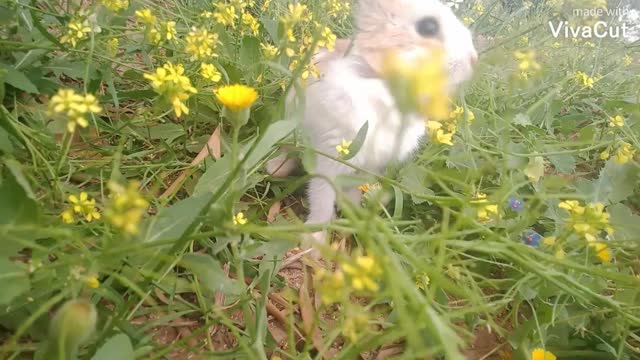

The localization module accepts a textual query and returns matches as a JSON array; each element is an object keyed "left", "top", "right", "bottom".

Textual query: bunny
[{"left": 267, "top": 0, "right": 478, "bottom": 247}]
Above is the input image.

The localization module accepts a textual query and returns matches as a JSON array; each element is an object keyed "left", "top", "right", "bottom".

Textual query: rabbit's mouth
[{"left": 447, "top": 52, "right": 477, "bottom": 88}]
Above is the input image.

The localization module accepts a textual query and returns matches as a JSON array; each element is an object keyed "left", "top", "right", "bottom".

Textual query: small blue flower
[
  {"left": 508, "top": 197, "right": 524, "bottom": 212},
  {"left": 521, "top": 230, "right": 542, "bottom": 247}
]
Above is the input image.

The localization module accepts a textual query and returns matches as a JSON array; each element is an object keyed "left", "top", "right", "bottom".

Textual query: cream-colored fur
[{"left": 267, "top": 0, "right": 478, "bottom": 248}]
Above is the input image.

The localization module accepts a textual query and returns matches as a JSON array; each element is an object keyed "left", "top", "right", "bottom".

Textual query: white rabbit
[{"left": 267, "top": 0, "right": 478, "bottom": 246}]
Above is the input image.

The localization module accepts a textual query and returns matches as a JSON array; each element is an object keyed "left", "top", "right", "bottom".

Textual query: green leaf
[
  {"left": 180, "top": 253, "right": 244, "bottom": 297},
  {"left": 400, "top": 163, "right": 432, "bottom": 205},
  {"left": 342, "top": 121, "right": 368, "bottom": 161},
  {"left": 193, "top": 156, "right": 232, "bottom": 196},
  {"left": 143, "top": 194, "right": 211, "bottom": 243},
  {"left": 523, "top": 156, "right": 545, "bottom": 182},
  {"left": 239, "top": 36, "right": 260, "bottom": 78},
  {"left": 0, "top": 168, "right": 39, "bottom": 226},
  {"left": 147, "top": 123, "right": 184, "bottom": 143},
  {"left": 607, "top": 204, "right": 640, "bottom": 241},
  {"left": 0, "top": 258, "right": 29, "bottom": 305},
  {"left": 3, "top": 158, "right": 36, "bottom": 200},
  {"left": 242, "top": 118, "right": 296, "bottom": 170},
  {"left": 0, "top": 65, "right": 38, "bottom": 93},
  {"left": 0, "top": 126, "right": 13, "bottom": 154},
  {"left": 91, "top": 334, "right": 134, "bottom": 360},
  {"left": 548, "top": 153, "right": 575, "bottom": 174},
  {"left": 504, "top": 142, "right": 528, "bottom": 170}
]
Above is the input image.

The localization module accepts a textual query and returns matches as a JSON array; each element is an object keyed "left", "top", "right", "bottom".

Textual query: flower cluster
[
  {"left": 61, "top": 192, "right": 100, "bottom": 224},
  {"left": 600, "top": 142, "right": 637, "bottom": 164},
  {"left": 558, "top": 200, "right": 612, "bottom": 262},
  {"left": 575, "top": 71, "right": 596, "bottom": 88},
  {"left": 200, "top": 63, "right": 222, "bottom": 82},
  {"left": 102, "top": 0, "right": 128, "bottom": 12},
  {"left": 322, "top": 0, "right": 351, "bottom": 23},
  {"left": 233, "top": 212, "right": 248, "bottom": 225},
  {"left": 60, "top": 17, "right": 91, "bottom": 48},
  {"left": 135, "top": 9, "right": 176, "bottom": 45},
  {"left": 48, "top": 89, "right": 102, "bottom": 132},
  {"left": 104, "top": 181, "right": 149, "bottom": 234},
  {"left": 514, "top": 50, "right": 541, "bottom": 79},
  {"left": 315, "top": 255, "right": 382, "bottom": 305},
  {"left": 336, "top": 139, "right": 352, "bottom": 156},
  {"left": 185, "top": 27, "right": 219, "bottom": 60},
  {"left": 471, "top": 192, "right": 499, "bottom": 223},
  {"left": 381, "top": 49, "right": 450, "bottom": 144},
  {"left": 144, "top": 62, "right": 197, "bottom": 117}
]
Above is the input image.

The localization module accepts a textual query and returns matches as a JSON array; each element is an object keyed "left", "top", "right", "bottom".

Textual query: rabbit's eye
[{"left": 415, "top": 16, "right": 440, "bottom": 37}]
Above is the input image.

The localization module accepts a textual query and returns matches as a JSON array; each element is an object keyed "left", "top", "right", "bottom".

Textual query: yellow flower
[
  {"left": 260, "top": 43, "right": 278, "bottom": 58},
  {"left": 323, "top": 0, "right": 351, "bottom": 22},
  {"left": 473, "top": 3, "right": 485, "bottom": 14},
  {"left": 450, "top": 106, "right": 464, "bottom": 120},
  {"left": 591, "top": 242, "right": 611, "bottom": 263},
  {"left": 135, "top": 9, "right": 156, "bottom": 25},
  {"left": 600, "top": 149, "right": 610, "bottom": 160},
  {"left": 213, "top": 3, "right": 238, "bottom": 27},
  {"left": 60, "top": 18, "right": 91, "bottom": 48},
  {"left": 106, "top": 38, "right": 119, "bottom": 57},
  {"left": 336, "top": 139, "right": 352, "bottom": 155},
  {"left": 104, "top": 181, "right": 149, "bottom": 234},
  {"left": 200, "top": 63, "right": 221, "bottom": 82},
  {"left": 477, "top": 204, "right": 498, "bottom": 222},
  {"left": 575, "top": 71, "right": 595, "bottom": 88},
  {"left": 623, "top": 54, "right": 633, "bottom": 66},
  {"left": 463, "top": 17, "right": 474, "bottom": 25},
  {"left": 342, "top": 255, "right": 381, "bottom": 292},
  {"left": 61, "top": 209, "right": 75, "bottom": 224},
  {"left": 554, "top": 249, "right": 566, "bottom": 260},
  {"left": 467, "top": 110, "right": 475, "bottom": 123},
  {"left": 85, "top": 276, "right": 100, "bottom": 289},
  {"left": 317, "top": 26, "right": 337, "bottom": 51},
  {"left": 415, "top": 273, "right": 430, "bottom": 290},
  {"left": 144, "top": 62, "right": 197, "bottom": 117},
  {"left": 68, "top": 192, "right": 101, "bottom": 222},
  {"left": 608, "top": 115, "right": 624, "bottom": 127},
  {"left": 102, "top": 0, "right": 128, "bottom": 12},
  {"left": 283, "top": 3, "right": 310, "bottom": 24},
  {"left": 233, "top": 212, "right": 248, "bottom": 225},
  {"left": 542, "top": 236, "right": 556, "bottom": 246},
  {"left": 241, "top": 12, "right": 260, "bottom": 36},
  {"left": 558, "top": 200, "right": 585, "bottom": 215},
  {"left": 341, "top": 313, "right": 369, "bottom": 342},
  {"left": 531, "top": 348, "right": 556, "bottom": 360},
  {"left": 514, "top": 50, "right": 541, "bottom": 72},
  {"left": 614, "top": 142, "right": 636, "bottom": 164},
  {"left": 48, "top": 89, "right": 102, "bottom": 133},
  {"left": 552, "top": 42, "right": 561, "bottom": 48},
  {"left": 214, "top": 84, "right": 258, "bottom": 111},
  {"left": 185, "top": 27, "right": 219, "bottom": 61},
  {"left": 315, "top": 268, "right": 346, "bottom": 304},
  {"left": 163, "top": 21, "right": 177, "bottom": 41}
]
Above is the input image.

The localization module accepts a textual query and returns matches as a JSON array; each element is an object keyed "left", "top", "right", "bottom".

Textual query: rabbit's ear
[{"left": 356, "top": 0, "right": 393, "bottom": 32}]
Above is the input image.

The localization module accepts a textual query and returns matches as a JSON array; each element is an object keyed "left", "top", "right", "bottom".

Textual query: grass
[{"left": 0, "top": 0, "right": 639, "bottom": 359}]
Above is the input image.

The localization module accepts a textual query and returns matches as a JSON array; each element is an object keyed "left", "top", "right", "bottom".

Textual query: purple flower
[
  {"left": 508, "top": 197, "right": 524, "bottom": 212},
  {"left": 521, "top": 230, "right": 542, "bottom": 247}
]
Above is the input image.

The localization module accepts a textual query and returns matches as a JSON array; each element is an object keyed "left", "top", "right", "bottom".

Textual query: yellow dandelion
[
  {"left": 531, "top": 348, "right": 556, "bottom": 360},
  {"left": 214, "top": 84, "right": 258, "bottom": 111}
]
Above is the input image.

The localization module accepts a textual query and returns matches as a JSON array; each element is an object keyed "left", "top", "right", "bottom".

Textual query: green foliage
[{"left": 0, "top": 0, "right": 639, "bottom": 359}]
